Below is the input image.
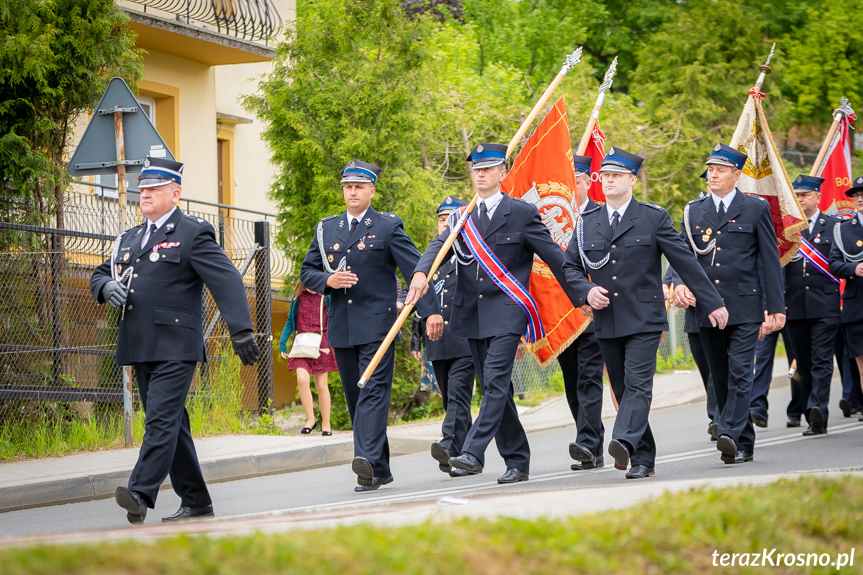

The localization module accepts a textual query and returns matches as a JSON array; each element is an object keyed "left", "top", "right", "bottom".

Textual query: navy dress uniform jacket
[
  {"left": 830, "top": 216, "right": 863, "bottom": 325},
  {"left": 300, "top": 206, "right": 439, "bottom": 345},
  {"left": 90, "top": 209, "right": 253, "bottom": 364},
  {"left": 676, "top": 191, "right": 784, "bottom": 325},
  {"left": 786, "top": 213, "right": 841, "bottom": 320},
  {"left": 415, "top": 193, "right": 582, "bottom": 337},
  {"left": 564, "top": 201, "right": 724, "bottom": 339},
  {"left": 412, "top": 256, "right": 471, "bottom": 361}
]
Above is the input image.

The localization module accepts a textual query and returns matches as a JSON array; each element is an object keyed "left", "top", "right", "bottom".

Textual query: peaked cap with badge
[
  {"left": 844, "top": 175, "right": 863, "bottom": 197},
  {"left": 137, "top": 156, "right": 184, "bottom": 189},
  {"left": 792, "top": 175, "right": 825, "bottom": 192},
  {"left": 466, "top": 143, "right": 507, "bottom": 170},
  {"left": 340, "top": 159, "right": 381, "bottom": 184},
  {"left": 600, "top": 147, "right": 643, "bottom": 175},
  {"left": 705, "top": 143, "right": 747, "bottom": 170},
  {"left": 573, "top": 154, "right": 593, "bottom": 176},
  {"left": 437, "top": 195, "right": 467, "bottom": 215}
]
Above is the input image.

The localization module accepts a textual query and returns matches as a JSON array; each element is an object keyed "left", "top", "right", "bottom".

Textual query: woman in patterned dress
[{"left": 279, "top": 279, "right": 338, "bottom": 435}]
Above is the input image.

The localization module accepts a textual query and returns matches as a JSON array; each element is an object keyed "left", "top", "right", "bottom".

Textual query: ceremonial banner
[
  {"left": 729, "top": 94, "right": 807, "bottom": 265},
  {"left": 816, "top": 102, "right": 856, "bottom": 219},
  {"left": 585, "top": 123, "right": 607, "bottom": 204},
  {"left": 501, "top": 97, "right": 589, "bottom": 367}
]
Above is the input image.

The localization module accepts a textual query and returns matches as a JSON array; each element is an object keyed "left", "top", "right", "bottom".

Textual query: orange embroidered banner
[{"left": 501, "top": 97, "right": 589, "bottom": 367}]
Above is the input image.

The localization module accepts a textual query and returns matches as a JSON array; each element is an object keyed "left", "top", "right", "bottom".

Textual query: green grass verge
[{"left": 1, "top": 476, "right": 859, "bottom": 574}]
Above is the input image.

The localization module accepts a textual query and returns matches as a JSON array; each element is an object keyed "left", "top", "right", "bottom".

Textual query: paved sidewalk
[{"left": 0, "top": 360, "right": 791, "bottom": 513}]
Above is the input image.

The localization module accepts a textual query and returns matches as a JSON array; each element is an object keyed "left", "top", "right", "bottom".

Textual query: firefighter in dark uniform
[
  {"left": 558, "top": 154, "right": 606, "bottom": 471},
  {"left": 407, "top": 143, "right": 582, "bottom": 484},
  {"left": 564, "top": 147, "right": 727, "bottom": 479},
  {"left": 300, "top": 159, "right": 439, "bottom": 492},
  {"left": 673, "top": 144, "right": 785, "bottom": 464},
  {"left": 784, "top": 175, "right": 840, "bottom": 435},
  {"left": 91, "top": 157, "right": 261, "bottom": 525},
  {"left": 829, "top": 176, "right": 863, "bottom": 423},
  {"left": 410, "top": 195, "right": 477, "bottom": 477}
]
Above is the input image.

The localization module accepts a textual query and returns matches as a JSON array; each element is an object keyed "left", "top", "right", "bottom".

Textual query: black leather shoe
[
  {"left": 722, "top": 450, "right": 754, "bottom": 464},
  {"left": 750, "top": 410, "right": 768, "bottom": 428},
  {"left": 625, "top": 464, "right": 655, "bottom": 479},
  {"left": 162, "top": 505, "right": 214, "bottom": 523},
  {"left": 839, "top": 398, "right": 852, "bottom": 418},
  {"left": 354, "top": 475, "right": 394, "bottom": 492},
  {"left": 608, "top": 439, "right": 630, "bottom": 470},
  {"left": 300, "top": 420, "right": 317, "bottom": 434},
  {"left": 449, "top": 452, "right": 483, "bottom": 474},
  {"left": 497, "top": 468, "right": 529, "bottom": 484},
  {"left": 352, "top": 456, "right": 374, "bottom": 484},
  {"left": 569, "top": 442, "right": 599, "bottom": 466},
  {"left": 809, "top": 406, "right": 825, "bottom": 427},
  {"left": 431, "top": 442, "right": 452, "bottom": 473},
  {"left": 786, "top": 416, "right": 801, "bottom": 428},
  {"left": 716, "top": 434, "right": 737, "bottom": 463},
  {"left": 859, "top": 414, "right": 863, "bottom": 422},
  {"left": 571, "top": 456, "right": 604, "bottom": 471},
  {"left": 115, "top": 486, "right": 147, "bottom": 525},
  {"left": 449, "top": 467, "right": 475, "bottom": 477},
  {"left": 708, "top": 422, "right": 718, "bottom": 441},
  {"left": 802, "top": 425, "right": 827, "bottom": 436}
]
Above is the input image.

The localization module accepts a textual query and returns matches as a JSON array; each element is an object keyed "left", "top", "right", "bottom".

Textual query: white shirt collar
[
  {"left": 147, "top": 207, "right": 177, "bottom": 231},
  {"left": 607, "top": 198, "right": 632, "bottom": 225},
  {"left": 808, "top": 210, "right": 821, "bottom": 232},
  {"left": 346, "top": 208, "right": 369, "bottom": 225},
  {"left": 479, "top": 190, "right": 504, "bottom": 214},
  {"left": 711, "top": 188, "right": 736, "bottom": 211}
]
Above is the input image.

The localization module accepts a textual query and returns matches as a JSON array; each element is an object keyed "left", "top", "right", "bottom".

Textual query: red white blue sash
[
  {"left": 456, "top": 206, "right": 545, "bottom": 343},
  {"left": 799, "top": 237, "right": 839, "bottom": 285}
]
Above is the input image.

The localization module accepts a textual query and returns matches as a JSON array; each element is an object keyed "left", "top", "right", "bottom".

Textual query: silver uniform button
[
  {"left": 478, "top": 295, "right": 483, "bottom": 300},
  {"left": 348, "top": 299, "right": 353, "bottom": 304}
]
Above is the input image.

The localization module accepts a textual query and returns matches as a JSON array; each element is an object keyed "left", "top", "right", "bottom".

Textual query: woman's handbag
[{"left": 288, "top": 295, "right": 326, "bottom": 359}]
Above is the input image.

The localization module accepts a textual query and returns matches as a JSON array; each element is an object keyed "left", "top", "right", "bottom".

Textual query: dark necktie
[
  {"left": 142, "top": 222, "right": 157, "bottom": 249},
  {"left": 479, "top": 201, "right": 490, "bottom": 232},
  {"left": 611, "top": 211, "right": 620, "bottom": 235},
  {"left": 718, "top": 201, "right": 726, "bottom": 220},
  {"left": 349, "top": 218, "right": 359, "bottom": 236},
  {"left": 805, "top": 218, "right": 814, "bottom": 239}
]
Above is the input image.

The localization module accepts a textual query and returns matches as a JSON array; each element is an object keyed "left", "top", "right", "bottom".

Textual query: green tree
[{"left": 0, "top": 0, "right": 141, "bottom": 224}]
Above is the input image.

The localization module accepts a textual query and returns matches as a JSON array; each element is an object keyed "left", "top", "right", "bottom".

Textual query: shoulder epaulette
[
  {"left": 640, "top": 202, "right": 664, "bottom": 211},
  {"left": 582, "top": 204, "right": 602, "bottom": 216},
  {"left": 688, "top": 195, "right": 707, "bottom": 205},
  {"left": 183, "top": 214, "right": 209, "bottom": 226}
]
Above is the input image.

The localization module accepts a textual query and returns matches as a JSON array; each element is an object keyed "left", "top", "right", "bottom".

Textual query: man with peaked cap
[
  {"left": 557, "top": 154, "right": 606, "bottom": 471},
  {"left": 301, "top": 159, "right": 439, "bottom": 492},
  {"left": 829, "top": 176, "right": 863, "bottom": 423},
  {"left": 782, "top": 175, "right": 840, "bottom": 435},
  {"left": 406, "top": 143, "right": 582, "bottom": 484},
  {"left": 410, "top": 195, "right": 477, "bottom": 477},
  {"left": 673, "top": 143, "right": 785, "bottom": 464},
  {"left": 91, "top": 157, "right": 261, "bottom": 525},
  {"left": 564, "top": 147, "right": 727, "bottom": 479}
]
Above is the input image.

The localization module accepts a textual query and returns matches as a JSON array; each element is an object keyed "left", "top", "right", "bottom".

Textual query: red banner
[
  {"left": 817, "top": 105, "right": 856, "bottom": 219},
  {"left": 585, "top": 123, "right": 607, "bottom": 204},
  {"left": 501, "top": 97, "right": 589, "bottom": 367}
]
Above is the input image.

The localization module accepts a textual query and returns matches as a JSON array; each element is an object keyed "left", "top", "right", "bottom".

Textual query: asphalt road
[{"left": 2, "top": 378, "right": 861, "bottom": 540}]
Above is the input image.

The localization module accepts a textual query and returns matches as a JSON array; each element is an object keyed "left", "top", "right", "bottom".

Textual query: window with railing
[{"left": 125, "top": 0, "right": 282, "bottom": 43}]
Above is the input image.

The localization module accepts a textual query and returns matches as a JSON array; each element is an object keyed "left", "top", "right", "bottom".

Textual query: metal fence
[
  {"left": 125, "top": 0, "right": 283, "bottom": 43},
  {"left": 0, "top": 192, "right": 275, "bottom": 431}
]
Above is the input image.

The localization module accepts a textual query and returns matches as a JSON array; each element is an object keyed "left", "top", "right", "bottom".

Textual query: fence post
[{"left": 254, "top": 220, "right": 273, "bottom": 414}]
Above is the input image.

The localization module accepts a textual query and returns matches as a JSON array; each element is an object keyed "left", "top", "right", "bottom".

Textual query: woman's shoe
[
  {"left": 300, "top": 420, "right": 317, "bottom": 435},
  {"left": 321, "top": 430, "right": 332, "bottom": 436}
]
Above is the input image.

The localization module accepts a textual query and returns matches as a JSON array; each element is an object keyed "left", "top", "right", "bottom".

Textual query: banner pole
[
  {"left": 809, "top": 101, "right": 849, "bottom": 177},
  {"left": 357, "top": 48, "right": 584, "bottom": 388},
  {"left": 575, "top": 57, "right": 618, "bottom": 156}
]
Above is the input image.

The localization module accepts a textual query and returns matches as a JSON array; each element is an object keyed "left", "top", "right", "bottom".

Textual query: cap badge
[
  {"left": 714, "top": 144, "right": 722, "bottom": 151},
  {"left": 348, "top": 160, "right": 357, "bottom": 170},
  {"left": 608, "top": 147, "right": 615, "bottom": 155},
  {"left": 857, "top": 177, "right": 863, "bottom": 185},
  {"left": 796, "top": 176, "right": 802, "bottom": 183},
  {"left": 476, "top": 144, "right": 484, "bottom": 153},
  {"left": 143, "top": 158, "right": 151, "bottom": 168}
]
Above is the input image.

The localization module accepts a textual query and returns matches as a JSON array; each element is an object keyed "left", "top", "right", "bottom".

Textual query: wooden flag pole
[
  {"left": 809, "top": 98, "right": 851, "bottom": 177},
  {"left": 752, "top": 42, "right": 776, "bottom": 94},
  {"left": 356, "top": 48, "right": 584, "bottom": 388},
  {"left": 575, "top": 57, "right": 618, "bottom": 156}
]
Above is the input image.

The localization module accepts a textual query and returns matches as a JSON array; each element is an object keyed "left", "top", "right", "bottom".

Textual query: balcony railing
[{"left": 127, "top": 0, "right": 282, "bottom": 43}]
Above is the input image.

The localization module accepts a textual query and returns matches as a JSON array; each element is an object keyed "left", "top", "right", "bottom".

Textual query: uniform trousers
[
  {"left": 837, "top": 329, "right": 863, "bottom": 411},
  {"left": 700, "top": 323, "right": 760, "bottom": 453},
  {"left": 129, "top": 361, "right": 210, "bottom": 509},
  {"left": 462, "top": 333, "right": 530, "bottom": 473},
  {"left": 688, "top": 332, "right": 717, "bottom": 422},
  {"left": 334, "top": 342, "right": 395, "bottom": 478},
  {"left": 786, "top": 318, "right": 839, "bottom": 424},
  {"left": 431, "top": 356, "right": 475, "bottom": 456},
  {"left": 557, "top": 330, "right": 605, "bottom": 457},
  {"left": 598, "top": 332, "right": 661, "bottom": 468}
]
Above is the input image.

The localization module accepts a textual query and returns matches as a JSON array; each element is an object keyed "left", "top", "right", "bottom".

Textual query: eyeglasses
[{"left": 851, "top": 191, "right": 863, "bottom": 200}]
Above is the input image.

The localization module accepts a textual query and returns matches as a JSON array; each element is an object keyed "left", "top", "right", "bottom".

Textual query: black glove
[
  {"left": 101, "top": 280, "right": 128, "bottom": 308},
  {"left": 231, "top": 330, "right": 261, "bottom": 366}
]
